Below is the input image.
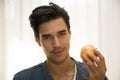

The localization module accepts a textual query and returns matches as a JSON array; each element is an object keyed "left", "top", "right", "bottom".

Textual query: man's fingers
[
  {"left": 94, "top": 50, "right": 107, "bottom": 72},
  {"left": 82, "top": 55, "right": 97, "bottom": 73},
  {"left": 82, "top": 60, "right": 94, "bottom": 74},
  {"left": 95, "top": 50, "right": 105, "bottom": 61}
]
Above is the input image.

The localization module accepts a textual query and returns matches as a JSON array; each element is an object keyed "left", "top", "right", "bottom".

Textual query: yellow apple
[{"left": 80, "top": 44, "right": 95, "bottom": 58}]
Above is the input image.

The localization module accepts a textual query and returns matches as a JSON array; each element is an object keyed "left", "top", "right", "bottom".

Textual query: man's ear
[
  {"left": 34, "top": 35, "right": 41, "bottom": 46},
  {"left": 69, "top": 30, "right": 71, "bottom": 35},
  {"left": 68, "top": 30, "right": 71, "bottom": 39}
]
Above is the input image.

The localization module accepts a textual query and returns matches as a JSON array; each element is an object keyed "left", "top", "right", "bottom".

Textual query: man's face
[{"left": 36, "top": 18, "right": 71, "bottom": 64}]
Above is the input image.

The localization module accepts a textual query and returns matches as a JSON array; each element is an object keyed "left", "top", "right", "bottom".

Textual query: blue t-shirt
[{"left": 13, "top": 58, "right": 108, "bottom": 80}]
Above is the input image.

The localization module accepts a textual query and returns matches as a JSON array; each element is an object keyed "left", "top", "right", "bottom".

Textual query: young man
[{"left": 13, "top": 2, "right": 108, "bottom": 80}]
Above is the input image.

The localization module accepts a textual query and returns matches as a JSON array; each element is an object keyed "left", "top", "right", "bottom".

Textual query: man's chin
[{"left": 47, "top": 55, "right": 68, "bottom": 64}]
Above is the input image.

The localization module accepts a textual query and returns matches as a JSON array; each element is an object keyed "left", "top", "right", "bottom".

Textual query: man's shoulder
[
  {"left": 13, "top": 62, "right": 45, "bottom": 80},
  {"left": 71, "top": 58, "right": 88, "bottom": 74},
  {"left": 76, "top": 61, "right": 89, "bottom": 76},
  {"left": 77, "top": 61, "right": 87, "bottom": 69}
]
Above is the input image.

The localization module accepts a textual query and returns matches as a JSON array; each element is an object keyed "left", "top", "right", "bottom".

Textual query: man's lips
[{"left": 52, "top": 49, "right": 64, "bottom": 55}]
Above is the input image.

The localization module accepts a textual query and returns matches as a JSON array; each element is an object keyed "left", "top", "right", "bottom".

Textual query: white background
[{"left": 0, "top": 0, "right": 120, "bottom": 80}]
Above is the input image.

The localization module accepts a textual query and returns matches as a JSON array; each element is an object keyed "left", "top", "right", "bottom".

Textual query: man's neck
[{"left": 46, "top": 56, "right": 75, "bottom": 76}]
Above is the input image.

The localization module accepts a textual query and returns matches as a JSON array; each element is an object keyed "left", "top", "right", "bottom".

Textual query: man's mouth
[{"left": 52, "top": 49, "right": 64, "bottom": 56}]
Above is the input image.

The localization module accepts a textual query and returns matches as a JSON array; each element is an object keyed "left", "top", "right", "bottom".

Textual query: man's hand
[{"left": 81, "top": 49, "right": 107, "bottom": 80}]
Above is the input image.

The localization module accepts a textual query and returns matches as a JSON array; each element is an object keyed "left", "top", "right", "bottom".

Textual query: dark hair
[{"left": 29, "top": 2, "right": 70, "bottom": 38}]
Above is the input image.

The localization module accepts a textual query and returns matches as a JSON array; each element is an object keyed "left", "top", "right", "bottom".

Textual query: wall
[
  {"left": 0, "top": 0, "right": 5, "bottom": 80},
  {"left": 99, "top": 0, "right": 120, "bottom": 79}
]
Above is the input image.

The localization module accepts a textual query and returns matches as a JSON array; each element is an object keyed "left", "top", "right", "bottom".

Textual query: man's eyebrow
[
  {"left": 41, "top": 34, "right": 51, "bottom": 38},
  {"left": 58, "top": 30, "right": 67, "bottom": 33},
  {"left": 41, "top": 30, "right": 67, "bottom": 37}
]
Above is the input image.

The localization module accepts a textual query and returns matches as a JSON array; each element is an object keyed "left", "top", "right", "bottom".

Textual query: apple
[{"left": 80, "top": 44, "right": 95, "bottom": 58}]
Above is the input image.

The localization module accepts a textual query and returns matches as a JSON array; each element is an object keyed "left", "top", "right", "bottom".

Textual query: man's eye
[
  {"left": 43, "top": 36, "right": 51, "bottom": 40},
  {"left": 59, "top": 32, "right": 66, "bottom": 36}
]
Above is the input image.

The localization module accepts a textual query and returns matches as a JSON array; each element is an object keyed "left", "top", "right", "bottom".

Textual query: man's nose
[{"left": 52, "top": 37, "right": 61, "bottom": 48}]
